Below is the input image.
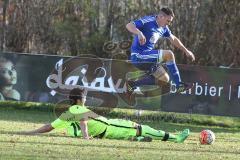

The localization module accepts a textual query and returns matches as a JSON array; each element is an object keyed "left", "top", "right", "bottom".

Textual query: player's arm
[
  {"left": 126, "top": 22, "right": 146, "bottom": 45},
  {"left": 20, "top": 124, "right": 54, "bottom": 135},
  {"left": 21, "top": 115, "right": 71, "bottom": 135},
  {"left": 168, "top": 34, "right": 195, "bottom": 61},
  {"left": 79, "top": 119, "right": 90, "bottom": 140}
]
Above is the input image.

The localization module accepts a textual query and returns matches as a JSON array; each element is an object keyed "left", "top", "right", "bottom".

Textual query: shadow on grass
[
  {"left": 0, "top": 133, "right": 239, "bottom": 156},
  {"left": 4, "top": 130, "right": 240, "bottom": 143}
]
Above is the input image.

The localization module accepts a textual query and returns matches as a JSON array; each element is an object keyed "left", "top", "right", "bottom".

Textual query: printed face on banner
[{"left": 0, "top": 57, "right": 20, "bottom": 101}]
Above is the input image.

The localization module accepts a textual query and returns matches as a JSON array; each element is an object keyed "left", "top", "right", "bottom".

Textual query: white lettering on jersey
[{"left": 150, "top": 33, "right": 160, "bottom": 43}]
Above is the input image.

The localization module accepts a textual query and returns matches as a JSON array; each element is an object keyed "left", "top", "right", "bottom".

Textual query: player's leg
[
  {"left": 140, "top": 125, "right": 177, "bottom": 142},
  {"left": 128, "top": 52, "right": 157, "bottom": 87},
  {"left": 103, "top": 119, "right": 138, "bottom": 140},
  {"left": 162, "top": 50, "right": 181, "bottom": 86},
  {"left": 104, "top": 125, "right": 137, "bottom": 140},
  {"left": 151, "top": 64, "right": 170, "bottom": 85},
  {"left": 162, "top": 50, "right": 193, "bottom": 92},
  {"left": 140, "top": 125, "right": 190, "bottom": 143},
  {"left": 127, "top": 50, "right": 169, "bottom": 95}
]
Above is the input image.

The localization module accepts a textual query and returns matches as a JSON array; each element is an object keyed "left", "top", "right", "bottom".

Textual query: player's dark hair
[
  {"left": 160, "top": 7, "right": 175, "bottom": 17},
  {"left": 69, "top": 88, "right": 84, "bottom": 105}
]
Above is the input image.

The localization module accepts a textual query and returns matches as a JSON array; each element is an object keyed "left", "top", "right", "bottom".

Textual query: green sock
[{"left": 141, "top": 125, "right": 177, "bottom": 142}]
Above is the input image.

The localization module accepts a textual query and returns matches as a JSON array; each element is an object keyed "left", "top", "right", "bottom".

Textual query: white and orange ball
[{"left": 199, "top": 129, "right": 215, "bottom": 145}]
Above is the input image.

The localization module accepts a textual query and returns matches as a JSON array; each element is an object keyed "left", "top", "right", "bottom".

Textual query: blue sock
[
  {"left": 133, "top": 75, "right": 155, "bottom": 87},
  {"left": 166, "top": 61, "right": 181, "bottom": 87}
]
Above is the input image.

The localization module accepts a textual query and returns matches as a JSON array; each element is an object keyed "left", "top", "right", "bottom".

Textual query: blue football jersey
[{"left": 131, "top": 15, "right": 172, "bottom": 53}]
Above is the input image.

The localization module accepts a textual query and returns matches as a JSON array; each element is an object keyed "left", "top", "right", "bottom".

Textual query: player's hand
[
  {"left": 185, "top": 50, "right": 195, "bottom": 61},
  {"left": 83, "top": 136, "right": 91, "bottom": 140},
  {"left": 137, "top": 32, "right": 146, "bottom": 45},
  {"left": 83, "top": 136, "right": 93, "bottom": 140}
]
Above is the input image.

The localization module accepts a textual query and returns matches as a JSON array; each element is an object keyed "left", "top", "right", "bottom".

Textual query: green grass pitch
[{"left": 0, "top": 107, "right": 240, "bottom": 160}]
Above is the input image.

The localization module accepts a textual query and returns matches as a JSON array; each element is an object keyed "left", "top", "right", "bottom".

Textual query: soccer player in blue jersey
[{"left": 126, "top": 7, "right": 195, "bottom": 97}]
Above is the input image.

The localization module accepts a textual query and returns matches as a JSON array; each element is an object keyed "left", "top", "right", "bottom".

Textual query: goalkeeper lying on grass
[{"left": 22, "top": 88, "right": 190, "bottom": 142}]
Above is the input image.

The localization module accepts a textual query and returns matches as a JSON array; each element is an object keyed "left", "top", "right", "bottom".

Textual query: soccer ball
[{"left": 199, "top": 129, "right": 215, "bottom": 145}]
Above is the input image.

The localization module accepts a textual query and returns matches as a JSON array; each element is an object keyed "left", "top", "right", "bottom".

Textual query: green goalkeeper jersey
[
  {"left": 51, "top": 104, "right": 137, "bottom": 139},
  {"left": 51, "top": 104, "right": 109, "bottom": 137}
]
